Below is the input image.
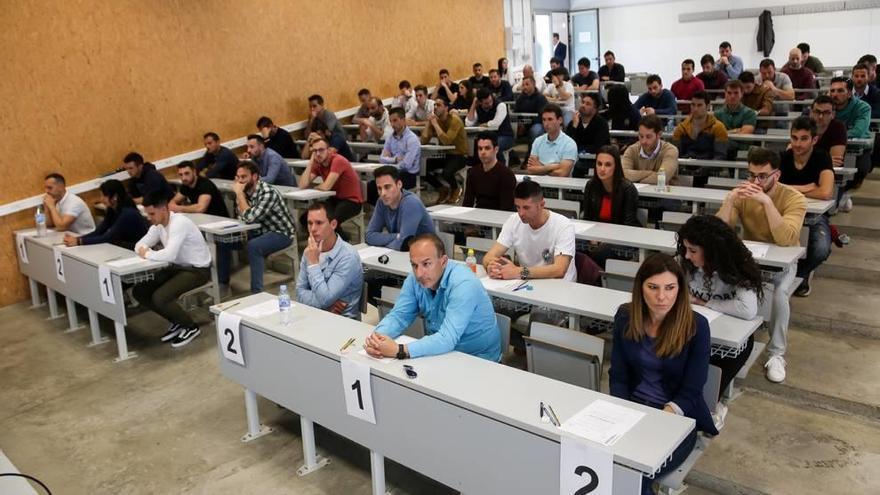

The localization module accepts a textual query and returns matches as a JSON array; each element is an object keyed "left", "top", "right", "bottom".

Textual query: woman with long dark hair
[
  {"left": 63, "top": 179, "right": 149, "bottom": 250},
  {"left": 497, "top": 57, "right": 509, "bottom": 82},
  {"left": 605, "top": 83, "right": 640, "bottom": 132},
  {"left": 610, "top": 253, "right": 717, "bottom": 494}
]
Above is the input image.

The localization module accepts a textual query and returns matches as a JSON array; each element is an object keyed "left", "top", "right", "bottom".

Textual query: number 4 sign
[
  {"left": 98, "top": 265, "right": 116, "bottom": 305},
  {"left": 560, "top": 435, "right": 613, "bottom": 495},
  {"left": 340, "top": 357, "right": 376, "bottom": 424},
  {"left": 217, "top": 311, "right": 245, "bottom": 366}
]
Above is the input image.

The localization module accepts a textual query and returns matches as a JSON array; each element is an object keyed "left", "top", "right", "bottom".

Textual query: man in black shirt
[
  {"left": 779, "top": 117, "right": 834, "bottom": 297},
  {"left": 571, "top": 57, "right": 599, "bottom": 90},
  {"left": 199, "top": 132, "right": 239, "bottom": 179},
  {"left": 513, "top": 76, "right": 548, "bottom": 160},
  {"left": 598, "top": 50, "right": 626, "bottom": 82},
  {"left": 432, "top": 68, "right": 460, "bottom": 106},
  {"left": 123, "top": 151, "right": 173, "bottom": 204},
  {"left": 566, "top": 93, "right": 610, "bottom": 178},
  {"left": 256, "top": 116, "right": 298, "bottom": 158},
  {"left": 487, "top": 69, "right": 513, "bottom": 102},
  {"left": 468, "top": 62, "right": 488, "bottom": 92},
  {"left": 169, "top": 160, "right": 230, "bottom": 217},
  {"left": 543, "top": 57, "right": 563, "bottom": 85}
]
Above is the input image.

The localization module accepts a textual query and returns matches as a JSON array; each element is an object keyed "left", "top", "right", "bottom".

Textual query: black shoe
[
  {"left": 160, "top": 323, "right": 182, "bottom": 342},
  {"left": 171, "top": 326, "right": 201, "bottom": 348},
  {"left": 794, "top": 273, "right": 813, "bottom": 297}
]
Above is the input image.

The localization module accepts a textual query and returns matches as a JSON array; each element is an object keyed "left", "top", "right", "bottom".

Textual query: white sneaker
[
  {"left": 713, "top": 402, "right": 729, "bottom": 431},
  {"left": 840, "top": 195, "right": 853, "bottom": 213},
  {"left": 765, "top": 355, "right": 787, "bottom": 383}
]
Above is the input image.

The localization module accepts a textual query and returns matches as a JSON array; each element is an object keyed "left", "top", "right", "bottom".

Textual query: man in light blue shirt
[
  {"left": 380, "top": 107, "right": 422, "bottom": 188},
  {"left": 526, "top": 104, "right": 578, "bottom": 177},
  {"left": 716, "top": 41, "right": 744, "bottom": 79},
  {"left": 365, "top": 234, "right": 501, "bottom": 362},
  {"left": 246, "top": 134, "right": 295, "bottom": 186},
  {"left": 296, "top": 202, "right": 364, "bottom": 319}
]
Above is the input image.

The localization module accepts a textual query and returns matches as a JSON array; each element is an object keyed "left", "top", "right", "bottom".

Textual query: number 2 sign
[
  {"left": 217, "top": 311, "right": 245, "bottom": 366},
  {"left": 560, "top": 435, "right": 613, "bottom": 495}
]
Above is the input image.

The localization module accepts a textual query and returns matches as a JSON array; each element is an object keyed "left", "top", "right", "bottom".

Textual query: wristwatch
[
  {"left": 520, "top": 266, "right": 530, "bottom": 280},
  {"left": 396, "top": 344, "right": 408, "bottom": 360}
]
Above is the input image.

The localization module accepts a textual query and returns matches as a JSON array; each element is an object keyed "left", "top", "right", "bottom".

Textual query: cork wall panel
[{"left": 0, "top": 0, "right": 504, "bottom": 306}]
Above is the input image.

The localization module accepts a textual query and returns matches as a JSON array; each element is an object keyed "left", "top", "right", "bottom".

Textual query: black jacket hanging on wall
[{"left": 757, "top": 10, "right": 775, "bottom": 57}]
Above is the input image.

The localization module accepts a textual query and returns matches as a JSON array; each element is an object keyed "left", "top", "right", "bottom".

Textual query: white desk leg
[
  {"left": 568, "top": 314, "right": 579, "bottom": 331},
  {"left": 64, "top": 297, "right": 84, "bottom": 332},
  {"left": 112, "top": 320, "right": 137, "bottom": 362},
  {"left": 296, "top": 416, "right": 330, "bottom": 475},
  {"left": 46, "top": 288, "right": 65, "bottom": 320},
  {"left": 370, "top": 450, "right": 392, "bottom": 495},
  {"left": 86, "top": 309, "right": 109, "bottom": 347},
  {"left": 28, "top": 278, "right": 43, "bottom": 308},
  {"left": 241, "top": 388, "right": 272, "bottom": 442},
  {"left": 691, "top": 202, "right": 699, "bottom": 214},
  {"left": 638, "top": 249, "right": 646, "bottom": 263}
]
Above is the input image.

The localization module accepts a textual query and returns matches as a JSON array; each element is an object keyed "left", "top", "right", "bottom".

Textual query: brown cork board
[{"left": 0, "top": 0, "right": 505, "bottom": 306}]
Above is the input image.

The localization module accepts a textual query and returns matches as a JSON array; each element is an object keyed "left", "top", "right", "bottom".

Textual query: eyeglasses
[
  {"left": 403, "top": 364, "right": 418, "bottom": 379},
  {"left": 747, "top": 170, "right": 779, "bottom": 183},
  {"left": 811, "top": 109, "right": 832, "bottom": 116},
  {"left": 312, "top": 147, "right": 328, "bottom": 153}
]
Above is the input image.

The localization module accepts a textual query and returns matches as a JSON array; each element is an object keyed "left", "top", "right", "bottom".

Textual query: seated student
[
  {"left": 542, "top": 57, "right": 563, "bottom": 85},
  {"left": 543, "top": 68, "right": 576, "bottom": 125},
  {"left": 199, "top": 132, "right": 239, "bottom": 180},
  {"left": 716, "top": 41, "right": 744, "bottom": 79},
  {"left": 622, "top": 115, "right": 679, "bottom": 185},
  {"left": 256, "top": 116, "right": 298, "bottom": 158},
  {"left": 714, "top": 80, "right": 757, "bottom": 159},
  {"left": 526, "top": 104, "right": 578, "bottom": 177},
  {"left": 677, "top": 215, "right": 763, "bottom": 405},
  {"left": 352, "top": 88, "right": 372, "bottom": 125},
  {"left": 375, "top": 107, "right": 421, "bottom": 198},
  {"left": 301, "top": 116, "right": 355, "bottom": 162},
  {"left": 697, "top": 54, "right": 728, "bottom": 91},
  {"left": 809, "top": 95, "right": 847, "bottom": 167},
  {"left": 64, "top": 180, "right": 148, "bottom": 249},
  {"left": 486, "top": 69, "right": 514, "bottom": 102},
  {"left": 452, "top": 80, "right": 474, "bottom": 111},
  {"left": 513, "top": 76, "right": 549, "bottom": 157},
  {"left": 358, "top": 97, "right": 392, "bottom": 143},
  {"left": 717, "top": 147, "right": 806, "bottom": 383},
  {"left": 739, "top": 71, "right": 774, "bottom": 117},
  {"left": 463, "top": 132, "right": 516, "bottom": 211},
  {"left": 610, "top": 253, "right": 718, "bottom": 495},
  {"left": 512, "top": 65, "right": 546, "bottom": 93},
  {"left": 468, "top": 62, "right": 488, "bottom": 92},
  {"left": 298, "top": 137, "right": 364, "bottom": 227},
  {"left": 634, "top": 74, "right": 677, "bottom": 116},
  {"left": 218, "top": 161, "right": 295, "bottom": 294},
  {"left": 598, "top": 50, "right": 625, "bottom": 82},
  {"left": 42, "top": 173, "right": 95, "bottom": 235},
  {"left": 421, "top": 99, "right": 467, "bottom": 204},
  {"left": 566, "top": 93, "right": 610, "bottom": 177},
  {"left": 756, "top": 59, "right": 795, "bottom": 101},
  {"left": 581, "top": 145, "right": 641, "bottom": 268},
  {"left": 606, "top": 84, "right": 641, "bottom": 132},
  {"left": 853, "top": 63, "right": 880, "bottom": 118},
  {"left": 431, "top": 69, "right": 459, "bottom": 106},
  {"left": 671, "top": 59, "right": 706, "bottom": 111},
  {"left": 169, "top": 160, "right": 229, "bottom": 217},
  {"left": 391, "top": 80, "right": 416, "bottom": 111},
  {"left": 796, "top": 42, "right": 824, "bottom": 75},
  {"left": 365, "top": 233, "right": 501, "bottom": 362},
  {"left": 123, "top": 152, "right": 173, "bottom": 204},
  {"left": 672, "top": 91, "right": 729, "bottom": 160},
  {"left": 829, "top": 75, "right": 873, "bottom": 191},
  {"left": 305, "top": 94, "right": 347, "bottom": 145},
  {"left": 571, "top": 57, "right": 599, "bottom": 90},
  {"left": 366, "top": 166, "right": 435, "bottom": 251},
  {"left": 466, "top": 88, "right": 514, "bottom": 162},
  {"left": 295, "top": 202, "right": 364, "bottom": 320},
  {"left": 781, "top": 48, "right": 816, "bottom": 100},
  {"left": 406, "top": 85, "right": 435, "bottom": 126},
  {"left": 243, "top": 134, "right": 295, "bottom": 186},
  {"left": 133, "top": 191, "right": 212, "bottom": 348},
  {"left": 780, "top": 117, "right": 834, "bottom": 297},
  {"left": 498, "top": 57, "right": 510, "bottom": 81},
  {"left": 856, "top": 54, "right": 877, "bottom": 87}
]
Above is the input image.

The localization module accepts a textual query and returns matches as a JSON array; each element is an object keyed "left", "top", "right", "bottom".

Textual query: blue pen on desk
[
  {"left": 222, "top": 224, "right": 241, "bottom": 230},
  {"left": 512, "top": 280, "right": 530, "bottom": 292}
]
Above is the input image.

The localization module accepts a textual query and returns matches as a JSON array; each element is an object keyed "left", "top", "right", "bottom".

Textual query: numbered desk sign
[
  {"left": 53, "top": 247, "right": 66, "bottom": 283},
  {"left": 98, "top": 265, "right": 116, "bottom": 305},
  {"left": 340, "top": 357, "right": 376, "bottom": 424},
  {"left": 560, "top": 435, "right": 613, "bottom": 495},
  {"left": 16, "top": 234, "right": 29, "bottom": 264},
  {"left": 217, "top": 311, "right": 245, "bottom": 366}
]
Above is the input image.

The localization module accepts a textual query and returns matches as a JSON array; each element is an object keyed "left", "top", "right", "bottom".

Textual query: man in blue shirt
[
  {"left": 296, "top": 202, "right": 364, "bottom": 320},
  {"left": 365, "top": 233, "right": 501, "bottom": 362},
  {"left": 380, "top": 108, "right": 422, "bottom": 188},
  {"left": 633, "top": 74, "right": 677, "bottom": 116},
  {"left": 245, "top": 134, "right": 295, "bottom": 186},
  {"left": 716, "top": 41, "right": 744, "bottom": 79},
  {"left": 366, "top": 166, "right": 435, "bottom": 251},
  {"left": 527, "top": 104, "right": 578, "bottom": 177}
]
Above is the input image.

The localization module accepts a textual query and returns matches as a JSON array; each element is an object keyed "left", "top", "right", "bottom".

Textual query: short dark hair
[
  {"left": 388, "top": 107, "right": 405, "bottom": 119},
  {"left": 700, "top": 54, "right": 715, "bottom": 66},
  {"left": 308, "top": 94, "right": 324, "bottom": 105},
  {"left": 488, "top": 69, "right": 499, "bottom": 76},
  {"left": 577, "top": 57, "right": 590, "bottom": 68},
  {"left": 203, "top": 132, "right": 220, "bottom": 141},
  {"left": 719, "top": 41, "right": 732, "bottom": 50},
  {"left": 176, "top": 160, "right": 197, "bottom": 170},
  {"left": 237, "top": 160, "right": 260, "bottom": 175},
  {"left": 725, "top": 79, "right": 744, "bottom": 92},
  {"left": 408, "top": 233, "right": 446, "bottom": 257},
  {"left": 307, "top": 201, "right": 337, "bottom": 222},
  {"left": 475, "top": 131, "right": 498, "bottom": 147},
  {"left": 790, "top": 116, "right": 817, "bottom": 137},
  {"left": 414, "top": 84, "right": 428, "bottom": 95},
  {"left": 646, "top": 74, "right": 662, "bottom": 86},
  {"left": 682, "top": 59, "right": 695, "bottom": 70},
  {"left": 439, "top": 68, "right": 449, "bottom": 76},
  {"left": 374, "top": 165, "right": 400, "bottom": 182},
  {"left": 759, "top": 58, "right": 775, "bottom": 69},
  {"left": 256, "top": 116, "right": 273, "bottom": 128},
  {"left": 357, "top": 88, "right": 371, "bottom": 97},
  {"left": 797, "top": 42, "right": 810, "bottom": 54},
  {"left": 473, "top": 62, "right": 482, "bottom": 69},
  {"left": 44, "top": 173, "right": 65, "bottom": 184},
  {"left": 604, "top": 50, "right": 615, "bottom": 58},
  {"left": 812, "top": 94, "right": 833, "bottom": 107},
  {"left": 552, "top": 32, "right": 560, "bottom": 39},
  {"left": 310, "top": 116, "right": 330, "bottom": 134},
  {"left": 852, "top": 63, "right": 870, "bottom": 74},
  {"left": 581, "top": 92, "right": 600, "bottom": 107},
  {"left": 476, "top": 87, "right": 493, "bottom": 100},
  {"left": 551, "top": 67, "right": 569, "bottom": 80},
  {"left": 550, "top": 57, "right": 562, "bottom": 66},
  {"left": 123, "top": 152, "right": 144, "bottom": 165},
  {"left": 830, "top": 76, "right": 854, "bottom": 91},
  {"left": 747, "top": 146, "right": 780, "bottom": 169},
  {"left": 541, "top": 103, "right": 563, "bottom": 119},
  {"left": 247, "top": 134, "right": 265, "bottom": 144},
  {"left": 143, "top": 190, "right": 170, "bottom": 208},
  {"left": 738, "top": 71, "right": 756, "bottom": 84},
  {"left": 398, "top": 80, "right": 411, "bottom": 90},
  {"left": 639, "top": 114, "right": 664, "bottom": 134},
  {"left": 514, "top": 180, "right": 543, "bottom": 200},
  {"left": 691, "top": 90, "right": 711, "bottom": 105},
  {"left": 857, "top": 54, "right": 877, "bottom": 65}
]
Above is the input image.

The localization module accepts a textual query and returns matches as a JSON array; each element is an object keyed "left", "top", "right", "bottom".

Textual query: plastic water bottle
[
  {"left": 278, "top": 285, "right": 291, "bottom": 325},
  {"left": 35, "top": 206, "right": 47, "bottom": 237},
  {"left": 466, "top": 249, "right": 478, "bottom": 273},
  {"left": 656, "top": 168, "right": 667, "bottom": 192}
]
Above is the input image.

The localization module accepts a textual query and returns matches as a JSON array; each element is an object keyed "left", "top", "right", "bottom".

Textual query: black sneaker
[
  {"left": 170, "top": 326, "right": 201, "bottom": 348},
  {"left": 794, "top": 273, "right": 813, "bottom": 297},
  {"left": 160, "top": 323, "right": 182, "bottom": 342}
]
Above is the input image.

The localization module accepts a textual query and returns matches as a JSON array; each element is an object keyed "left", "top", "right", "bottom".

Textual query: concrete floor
[{"left": 2, "top": 186, "right": 880, "bottom": 495}]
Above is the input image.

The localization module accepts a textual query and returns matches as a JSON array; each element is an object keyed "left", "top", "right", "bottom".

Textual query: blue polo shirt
[{"left": 530, "top": 131, "right": 578, "bottom": 176}]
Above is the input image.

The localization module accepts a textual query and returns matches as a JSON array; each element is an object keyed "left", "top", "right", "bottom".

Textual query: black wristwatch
[
  {"left": 396, "top": 344, "right": 408, "bottom": 360},
  {"left": 520, "top": 266, "right": 530, "bottom": 280}
]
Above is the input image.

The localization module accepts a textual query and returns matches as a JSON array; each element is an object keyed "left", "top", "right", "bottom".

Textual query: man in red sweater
[{"left": 671, "top": 59, "right": 705, "bottom": 114}]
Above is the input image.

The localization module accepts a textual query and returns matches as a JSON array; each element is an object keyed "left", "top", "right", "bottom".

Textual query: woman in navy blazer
[{"left": 609, "top": 253, "right": 717, "bottom": 495}]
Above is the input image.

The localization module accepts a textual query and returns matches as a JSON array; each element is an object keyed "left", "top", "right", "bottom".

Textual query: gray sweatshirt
[{"left": 688, "top": 268, "right": 759, "bottom": 320}]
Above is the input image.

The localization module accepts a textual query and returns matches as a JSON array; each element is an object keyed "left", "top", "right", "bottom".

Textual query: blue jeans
[
  {"left": 797, "top": 214, "right": 831, "bottom": 279},
  {"left": 497, "top": 135, "right": 514, "bottom": 164},
  {"left": 217, "top": 231, "right": 292, "bottom": 293}
]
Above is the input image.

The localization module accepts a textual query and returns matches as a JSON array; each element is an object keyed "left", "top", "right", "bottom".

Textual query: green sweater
[{"left": 835, "top": 97, "right": 871, "bottom": 139}]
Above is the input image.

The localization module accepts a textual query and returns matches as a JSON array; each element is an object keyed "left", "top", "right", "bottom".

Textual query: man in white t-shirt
[
  {"left": 42, "top": 173, "right": 95, "bottom": 235},
  {"left": 543, "top": 67, "right": 575, "bottom": 126}
]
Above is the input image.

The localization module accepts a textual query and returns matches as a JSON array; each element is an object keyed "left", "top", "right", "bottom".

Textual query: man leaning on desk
[{"left": 364, "top": 234, "right": 501, "bottom": 362}]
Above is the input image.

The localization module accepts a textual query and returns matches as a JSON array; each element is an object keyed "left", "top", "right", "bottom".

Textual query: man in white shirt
[
  {"left": 358, "top": 97, "right": 392, "bottom": 143},
  {"left": 42, "top": 173, "right": 95, "bottom": 235},
  {"left": 391, "top": 80, "right": 416, "bottom": 111},
  {"left": 406, "top": 85, "right": 435, "bottom": 126},
  {"left": 544, "top": 68, "right": 575, "bottom": 126},
  {"left": 756, "top": 58, "right": 795, "bottom": 100},
  {"left": 133, "top": 191, "right": 212, "bottom": 348},
  {"left": 513, "top": 65, "right": 545, "bottom": 93}
]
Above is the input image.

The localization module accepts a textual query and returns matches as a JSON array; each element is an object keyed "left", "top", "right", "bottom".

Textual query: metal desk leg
[
  {"left": 297, "top": 416, "right": 330, "bottom": 475},
  {"left": 86, "top": 309, "right": 109, "bottom": 347},
  {"left": 46, "top": 288, "right": 65, "bottom": 320},
  {"left": 241, "top": 388, "right": 272, "bottom": 442},
  {"left": 112, "top": 320, "right": 137, "bottom": 362},
  {"left": 568, "top": 314, "right": 579, "bottom": 331},
  {"left": 206, "top": 234, "right": 221, "bottom": 304},
  {"left": 64, "top": 297, "right": 84, "bottom": 333},
  {"left": 28, "top": 278, "right": 43, "bottom": 308},
  {"left": 370, "top": 450, "right": 392, "bottom": 495},
  {"left": 638, "top": 249, "right": 646, "bottom": 263},
  {"left": 613, "top": 465, "right": 644, "bottom": 494}
]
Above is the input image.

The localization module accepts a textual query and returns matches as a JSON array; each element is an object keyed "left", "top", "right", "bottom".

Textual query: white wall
[{"left": 595, "top": 0, "right": 880, "bottom": 88}]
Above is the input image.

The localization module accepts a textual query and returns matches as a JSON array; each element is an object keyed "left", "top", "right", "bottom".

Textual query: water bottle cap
[
  {"left": 468, "top": 248, "right": 475, "bottom": 255},
  {"left": 280, "top": 284, "right": 287, "bottom": 291}
]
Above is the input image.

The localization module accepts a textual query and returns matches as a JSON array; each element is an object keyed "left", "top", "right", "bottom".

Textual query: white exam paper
[
  {"left": 200, "top": 220, "right": 240, "bottom": 230},
  {"left": 236, "top": 299, "right": 281, "bottom": 319},
  {"left": 480, "top": 278, "right": 523, "bottom": 291},
  {"left": 743, "top": 241, "right": 769, "bottom": 259},
  {"left": 106, "top": 257, "right": 149, "bottom": 268},
  {"left": 437, "top": 206, "right": 473, "bottom": 216},
  {"left": 692, "top": 305, "right": 722, "bottom": 323},
  {"left": 358, "top": 246, "right": 393, "bottom": 261},
  {"left": 561, "top": 399, "right": 646, "bottom": 447}
]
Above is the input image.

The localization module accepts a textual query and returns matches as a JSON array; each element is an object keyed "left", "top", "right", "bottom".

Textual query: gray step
[
  {"left": 789, "top": 277, "right": 880, "bottom": 339},
  {"left": 817, "top": 234, "right": 880, "bottom": 283},
  {"left": 831, "top": 204, "right": 880, "bottom": 238},
  {"left": 851, "top": 178, "right": 880, "bottom": 207}
]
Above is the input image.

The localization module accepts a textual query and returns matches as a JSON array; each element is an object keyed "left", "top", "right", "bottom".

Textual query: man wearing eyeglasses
[
  {"left": 717, "top": 147, "right": 806, "bottom": 384},
  {"left": 809, "top": 95, "right": 847, "bottom": 168},
  {"left": 298, "top": 137, "right": 364, "bottom": 229}
]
